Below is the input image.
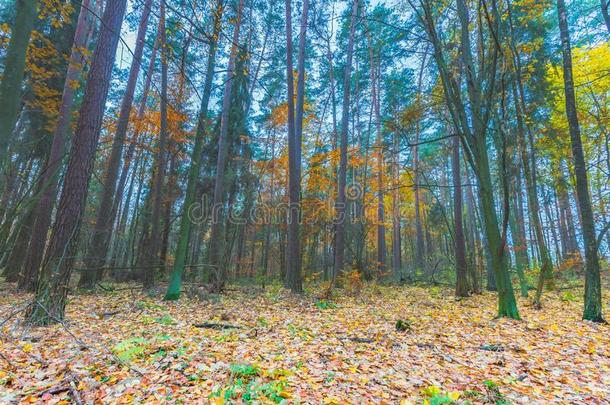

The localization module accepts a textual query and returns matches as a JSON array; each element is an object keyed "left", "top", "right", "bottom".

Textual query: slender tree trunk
[
  {"left": 137, "top": 3, "right": 169, "bottom": 289},
  {"left": 453, "top": 136, "right": 469, "bottom": 297},
  {"left": 413, "top": 54, "right": 427, "bottom": 276},
  {"left": 370, "top": 48, "right": 386, "bottom": 274},
  {"left": 80, "top": 0, "right": 152, "bottom": 288},
  {"left": 422, "top": 0, "right": 519, "bottom": 318},
  {"left": 160, "top": 151, "right": 177, "bottom": 268},
  {"left": 19, "top": 0, "right": 94, "bottom": 291},
  {"left": 208, "top": 0, "right": 245, "bottom": 291},
  {"left": 333, "top": 0, "right": 358, "bottom": 279},
  {"left": 391, "top": 130, "right": 402, "bottom": 281},
  {"left": 542, "top": 188, "right": 562, "bottom": 264},
  {"left": 0, "top": 0, "right": 38, "bottom": 164},
  {"left": 508, "top": 182, "right": 529, "bottom": 297},
  {"left": 111, "top": 153, "right": 140, "bottom": 270},
  {"left": 165, "top": 0, "right": 223, "bottom": 300},
  {"left": 464, "top": 161, "right": 481, "bottom": 293},
  {"left": 557, "top": 0, "right": 604, "bottom": 322},
  {"left": 112, "top": 29, "right": 159, "bottom": 230},
  {"left": 514, "top": 92, "right": 553, "bottom": 307},
  {"left": 285, "top": 0, "right": 308, "bottom": 293},
  {"left": 556, "top": 163, "right": 579, "bottom": 258},
  {"left": 26, "top": 0, "right": 127, "bottom": 325},
  {"left": 4, "top": 209, "right": 36, "bottom": 282}
]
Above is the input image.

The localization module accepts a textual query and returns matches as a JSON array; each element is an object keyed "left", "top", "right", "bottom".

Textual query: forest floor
[{"left": 0, "top": 281, "right": 609, "bottom": 404}]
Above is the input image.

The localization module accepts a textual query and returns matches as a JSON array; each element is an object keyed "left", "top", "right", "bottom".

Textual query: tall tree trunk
[
  {"left": 112, "top": 29, "right": 159, "bottom": 230},
  {"left": 208, "top": 0, "right": 245, "bottom": 291},
  {"left": 137, "top": 2, "right": 169, "bottom": 289},
  {"left": 160, "top": 151, "right": 177, "bottom": 268},
  {"left": 508, "top": 163, "right": 529, "bottom": 297},
  {"left": 19, "top": 0, "right": 93, "bottom": 291},
  {"left": 453, "top": 135, "right": 469, "bottom": 297},
  {"left": 26, "top": 0, "right": 127, "bottom": 325},
  {"left": 514, "top": 93, "right": 553, "bottom": 307},
  {"left": 506, "top": 3, "right": 553, "bottom": 307},
  {"left": 556, "top": 162, "right": 579, "bottom": 258},
  {"left": 165, "top": 0, "right": 223, "bottom": 300},
  {"left": 79, "top": 0, "right": 152, "bottom": 288},
  {"left": 370, "top": 47, "right": 386, "bottom": 275},
  {"left": 464, "top": 160, "right": 481, "bottom": 293},
  {"left": 418, "top": 0, "right": 519, "bottom": 318},
  {"left": 0, "top": 0, "right": 38, "bottom": 164},
  {"left": 111, "top": 152, "right": 140, "bottom": 271},
  {"left": 391, "top": 130, "right": 402, "bottom": 281},
  {"left": 557, "top": 0, "right": 604, "bottom": 322},
  {"left": 285, "top": 0, "right": 308, "bottom": 293},
  {"left": 413, "top": 54, "right": 427, "bottom": 276},
  {"left": 333, "top": 0, "right": 358, "bottom": 279},
  {"left": 4, "top": 209, "right": 36, "bottom": 282}
]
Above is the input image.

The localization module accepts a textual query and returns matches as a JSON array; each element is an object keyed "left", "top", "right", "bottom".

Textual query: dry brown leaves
[{"left": 0, "top": 282, "right": 608, "bottom": 404}]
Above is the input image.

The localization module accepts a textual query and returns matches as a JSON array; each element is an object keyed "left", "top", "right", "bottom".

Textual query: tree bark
[
  {"left": 333, "top": 0, "right": 358, "bottom": 279},
  {"left": 557, "top": 0, "right": 604, "bottom": 322},
  {"left": 4, "top": 209, "right": 36, "bottom": 282},
  {"left": 79, "top": 0, "right": 152, "bottom": 288},
  {"left": 453, "top": 135, "right": 469, "bottom": 297},
  {"left": 165, "top": 0, "right": 223, "bottom": 300},
  {"left": 370, "top": 44, "right": 386, "bottom": 275},
  {"left": 285, "top": 0, "right": 308, "bottom": 293},
  {"left": 208, "top": 0, "right": 245, "bottom": 291},
  {"left": 0, "top": 0, "right": 38, "bottom": 164},
  {"left": 391, "top": 130, "right": 402, "bottom": 281},
  {"left": 19, "top": 0, "right": 94, "bottom": 291},
  {"left": 26, "top": 0, "right": 127, "bottom": 325},
  {"left": 137, "top": 1, "right": 169, "bottom": 289},
  {"left": 418, "top": 0, "right": 520, "bottom": 318}
]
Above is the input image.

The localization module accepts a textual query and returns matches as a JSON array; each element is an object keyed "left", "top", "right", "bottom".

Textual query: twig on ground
[{"left": 193, "top": 322, "right": 242, "bottom": 329}]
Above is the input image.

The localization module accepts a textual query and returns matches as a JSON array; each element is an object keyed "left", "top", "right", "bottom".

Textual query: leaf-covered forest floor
[{"left": 0, "top": 282, "right": 609, "bottom": 404}]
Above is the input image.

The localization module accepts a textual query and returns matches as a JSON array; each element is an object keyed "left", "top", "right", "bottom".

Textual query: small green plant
[
  {"left": 395, "top": 319, "right": 412, "bottom": 332},
  {"left": 230, "top": 363, "right": 261, "bottom": 378},
  {"left": 421, "top": 385, "right": 461, "bottom": 404},
  {"left": 209, "top": 364, "right": 288, "bottom": 403},
  {"left": 255, "top": 380, "right": 288, "bottom": 403},
  {"left": 135, "top": 300, "right": 165, "bottom": 311},
  {"left": 429, "top": 286, "right": 442, "bottom": 297},
  {"left": 561, "top": 291, "right": 577, "bottom": 302},
  {"left": 315, "top": 299, "right": 337, "bottom": 310},
  {"left": 156, "top": 314, "right": 175, "bottom": 325},
  {"left": 286, "top": 323, "right": 314, "bottom": 340},
  {"left": 483, "top": 380, "right": 508, "bottom": 404},
  {"left": 112, "top": 337, "right": 147, "bottom": 362},
  {"left": 257, "top": 316, "right": 269, "bottom": 327}
]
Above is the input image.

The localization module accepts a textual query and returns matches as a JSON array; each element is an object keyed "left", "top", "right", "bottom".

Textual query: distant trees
[{"left": 0, "top": 0, "right": 604, "bottom": 325}]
